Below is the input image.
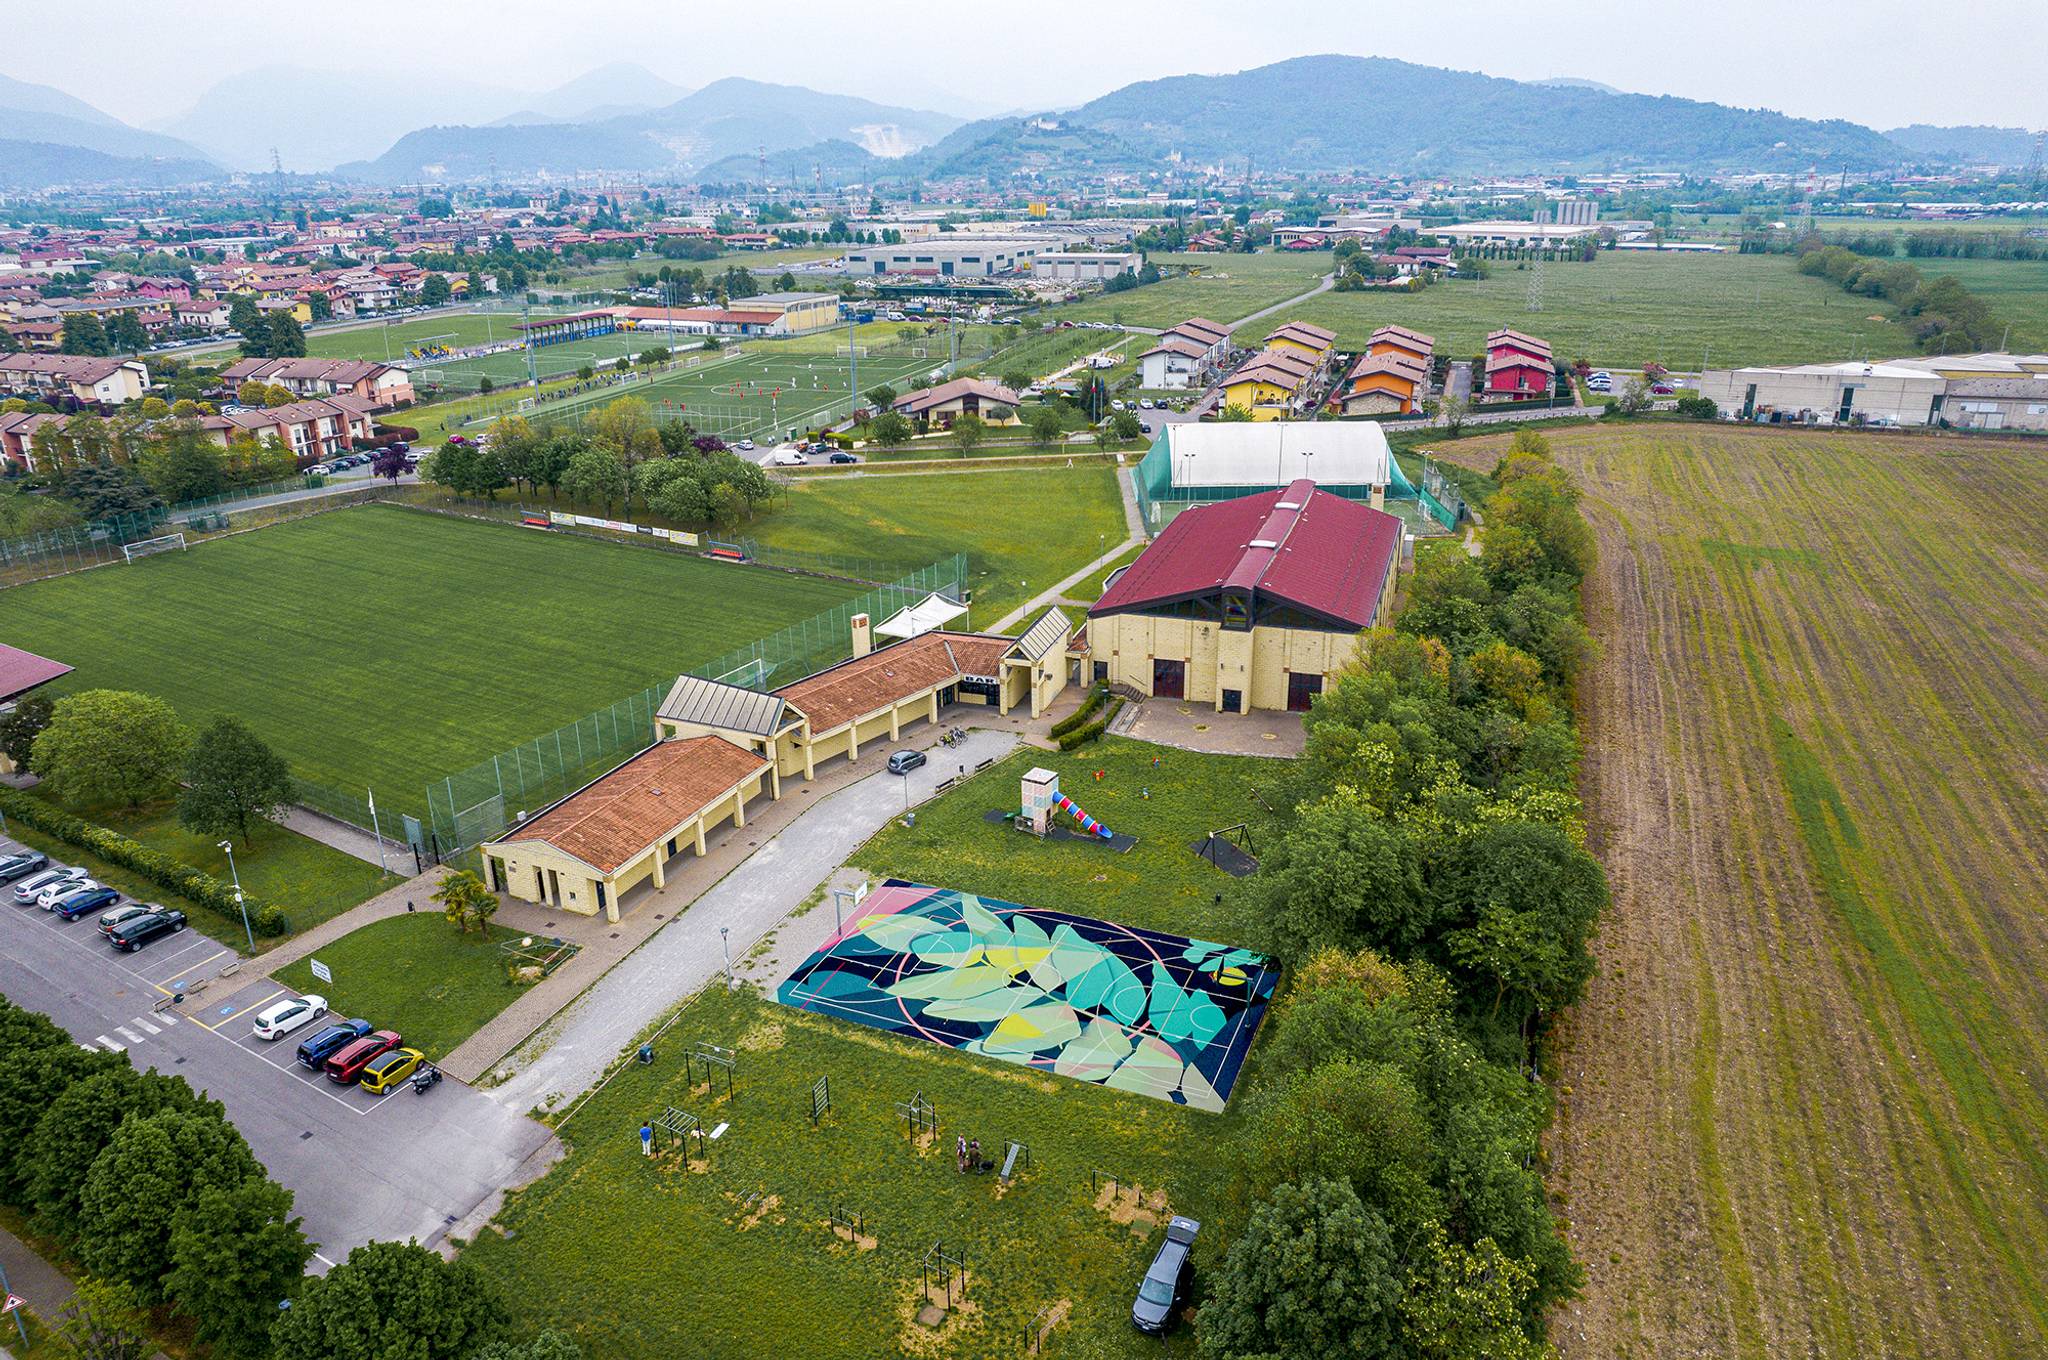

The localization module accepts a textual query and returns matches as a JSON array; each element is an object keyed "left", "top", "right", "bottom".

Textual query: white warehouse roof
[{"left": 1158, "top": 421, "right": 1393, "bottom": 490}]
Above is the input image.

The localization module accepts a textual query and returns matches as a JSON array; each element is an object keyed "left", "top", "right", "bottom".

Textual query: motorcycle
[{"left": 411, "top": 1064, "right": 443, "bottom": 1095}]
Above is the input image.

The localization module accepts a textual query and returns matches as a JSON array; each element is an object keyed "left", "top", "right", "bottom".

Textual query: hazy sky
[{"left": 10, "top": 0, "right": 2048, "bottom": 130}]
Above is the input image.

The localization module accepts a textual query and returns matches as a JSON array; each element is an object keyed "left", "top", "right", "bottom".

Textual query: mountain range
[{"left": 0, "top": 57, "right": 2039, "bottom": 192}]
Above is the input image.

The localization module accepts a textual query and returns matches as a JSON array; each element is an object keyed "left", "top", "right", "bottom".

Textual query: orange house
[{"left": 1337, "top": 353, "right": 1429, "bottom": 416}]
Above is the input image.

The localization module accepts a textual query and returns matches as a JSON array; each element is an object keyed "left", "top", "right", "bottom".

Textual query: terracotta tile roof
[
  {"left": 1369, "top": 323, "right": 1435, "bottom": 353},
  {"left": 1140, "top": 335, "right": 1208, "bottom": 361},
  {"left": 894, "top": 378, "right": 1021, "bottom": 416},
  {"left": 0, "top": 643, "right": 73, "bottom": 704},
  {"left": 1346, "top": 352, "right": 1427, "bottom": 385},
  {"left": 776, "top": 631, "right": 1006, "bottom": 732},
  {"left": 1170, "top": 317, "right": 1229, "bottom": 343},
  {"left": 1485, "top": 327, "right": 1553, "bottom": 358},
  {"left": 495, "top": 736, "right": 766, "bottom": 874}
]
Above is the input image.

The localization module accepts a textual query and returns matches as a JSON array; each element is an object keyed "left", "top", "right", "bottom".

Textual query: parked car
[
  {"left": 297, "top": 1018, "right": 373, "bottom": 1070},
  {"left": 828, "top": 451, "right": 858, "bottom": 464},
  {"left": 252, "top": 994, "right": 329, "bottom": 1042},
  {"left": 13, "top": 866, "right": 86, "bottom": 904},
  {"left": 1650, "top": 382, "right": 1675, "bottom": 396},
  {"left": 1131, "top": 1216, "right": 1199, "bottom": 1335},
  {"left": 0, "top": 851, "right": 49, "bottom": 883},
  {"left": 38, "top": 877, "right": 100, "bottom": 910},
  {"left": 359, "top": 1047, "right": 426, "bottom": 1096},
  {"left": 734, "top": 439, "right": 756, "bottom": 451},
  {"left": 52, "top": 886, "right": 120, "bottom": 922},
  {"left": 98, "top": 903, "right": 161, "bottom": 936},
  {"left": 886, "top": 749, "right": 927, "bottom": 775},
  {"left": 309, "top": 462, "right": 336, "bottom": 475},
  {"left": 769, "top": 449, "right": 807, "bottom": 466},
  {"left": 326, "top": 1030, "right": 402, "bottom": 1084},
  {"left": 109, "top": 909, "right": 187, "bottom": 951},
  {"left": 1138, "top": 398, "right": 1155, "bottom": 409},
  {"left": 1140, "top": 422, "right": 1154, "bottom": 435}
]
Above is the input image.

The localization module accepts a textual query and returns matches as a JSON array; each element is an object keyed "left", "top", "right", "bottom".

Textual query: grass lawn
[
  {"left": 1909, "top": 256, "right": 2048, "bottom": 351},
  {"left": 464, "top": 981, "right": 1232, "bottom": 1360},
  {"left": 1066, "top": 541, "right": 1144, "bottom": 603},
  {"left": 2, "top": 504, "right": 858, "bottom": 817},
  {"left": 1052, "top": 253, "right": 1331, "bottom": 329},
  {"left": 747, "top": 466, "right": 1127, "bottom": 628},
  {"left": 1439, "top": 425, "right": 2048, "bottom": 1358},
  {"left": 1238, "top": 250, "right": 1916, "bottom": 367},
  {"left": 857, "top": 738, "right": 1279, "bottom": 942},
  {"left": 273, "top": 913, "right": 528, "bottom": 1061}
]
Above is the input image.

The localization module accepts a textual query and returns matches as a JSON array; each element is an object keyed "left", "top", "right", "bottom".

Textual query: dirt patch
[
  {"left": 897, "top": 1274, "right": 979, "bottom": 1356},
  {"left": 738, "top": 1019, "right": 785, "bottom": 1051},
  {"left": 1093, "top": 1181, "right": 1170, "bottom": 1237},
  {"left": 828, "top": 1220, "right": 878, "bottom": 1252}
]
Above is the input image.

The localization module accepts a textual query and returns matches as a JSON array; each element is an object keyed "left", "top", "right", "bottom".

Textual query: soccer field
[{"left": 1, "top": 505, "right": 858, "bottom": 812}]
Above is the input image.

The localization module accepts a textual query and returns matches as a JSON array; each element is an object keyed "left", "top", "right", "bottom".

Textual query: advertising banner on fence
[{"left": 548, "top": 512, "right": 695, "bottom": 546}]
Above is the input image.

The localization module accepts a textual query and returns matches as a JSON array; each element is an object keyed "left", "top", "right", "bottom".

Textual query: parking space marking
[
  {"left": 194, "top": 985, "right": 284, "bottom": 1032},
  {"left": 131, "top": 1016, "right": 161, "bottom": 1035},
  {"left": 114, "top": 1024, "right": 144, "bottom": 1045},
  {"left": 95, "top": 1035, "right": 123, "bottom": 1052}
]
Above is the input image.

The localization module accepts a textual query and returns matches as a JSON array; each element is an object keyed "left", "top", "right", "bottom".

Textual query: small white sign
[
  {"left": 709, "top": 1122, "right": 730, "bottom": 1140},
  {"left": 309, "top": 959, "right": 332, "bottom": 984},
  {"left": 3, "top": 1294, "right": 25, "bottom": 1314}
]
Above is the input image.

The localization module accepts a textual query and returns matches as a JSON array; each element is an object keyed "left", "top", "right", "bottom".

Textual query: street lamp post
[
  {"left": 218, "top": 840, "right": 254, "bottom": 949},
  {"left": 720, "top": 925, "right": 733, "bottom": 991}
]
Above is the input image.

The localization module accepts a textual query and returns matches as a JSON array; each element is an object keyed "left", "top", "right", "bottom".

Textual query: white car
[
  {"left": 769, "top": 449, "right": 807, "bottom": 466},
  {"left": 39, "top": 877, "right": 100, "bottom": 910},
  {"left": 252, "top": 994, "right": 328, "bottom": 1041},
  {"left": 734, "top": 439, "right": 755, "bottom": 451},
  {"left": 12, "top": 866, "right": 87, "bottom": 905}
]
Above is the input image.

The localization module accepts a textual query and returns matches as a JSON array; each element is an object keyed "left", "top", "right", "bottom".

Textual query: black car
[
  {"left": 108, "top": 908, "right": 187, "bottom": 951},
  {"left": 297, "top": 1018, "right": 373, "bottom": 1069},
  {"left": 1132, "top": 1216, "right": 1198, "bottom": 1335},
  {"left": 886, "top": 749, "right": 927, "bottom": 775},
  {"left": 0, "top": 850, "right": 49, "bottom": 883},
  {"left": 828, "top": 451, "right": 858, "bottom": 464}
]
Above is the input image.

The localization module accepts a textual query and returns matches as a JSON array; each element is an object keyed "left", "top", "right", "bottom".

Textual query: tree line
[
  {"left": 1195, "top": 428, "right": 1605, "bottom": 1360},
  {"left": 1795, "top": 238, "right": 2005, "bottom": 351}
]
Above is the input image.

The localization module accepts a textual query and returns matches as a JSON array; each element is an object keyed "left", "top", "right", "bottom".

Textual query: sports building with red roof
[{"left": 1086, "top": 479, "right": 1402, "bottom": 714}]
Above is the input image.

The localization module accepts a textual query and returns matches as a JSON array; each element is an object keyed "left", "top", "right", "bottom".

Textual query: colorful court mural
[{"left": 775, "top": 880, "right": 1278, "bottom": 1112}]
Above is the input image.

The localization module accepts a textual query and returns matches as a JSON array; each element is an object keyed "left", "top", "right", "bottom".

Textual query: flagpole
[{"left": 367, "top": 789, "right": 389, "bottom": 874}]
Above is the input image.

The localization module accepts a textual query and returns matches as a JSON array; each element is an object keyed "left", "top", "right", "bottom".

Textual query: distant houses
[
  {"left": 1218, "top": 321, "right": 1337, "bottom": 420},
  {"left": 1482, "top": 327, "right": 1555, "bottom": 401},
  {"left": 1137, "top": 317, "right": 1231, "bottom": 389},
  {"left": 1337, "top": 326, "right": 1437, "bottom": 416},
  {"left": 892, "top": 377, "right": 1023, "bottom": 427}
]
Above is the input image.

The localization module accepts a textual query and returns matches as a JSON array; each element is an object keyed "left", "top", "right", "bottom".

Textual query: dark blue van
[{"left": 297, "top": 1018, "right": 372, "bottom": 1070}]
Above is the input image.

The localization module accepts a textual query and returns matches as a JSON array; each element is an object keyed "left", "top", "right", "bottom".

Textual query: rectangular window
[{"left": 1286, "top": 671, "right": 1322, "bottom": 712}]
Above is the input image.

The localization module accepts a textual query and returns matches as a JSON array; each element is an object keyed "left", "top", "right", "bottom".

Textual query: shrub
[
  {"left": 0, "top": 788, "right": 287, "bottom": 937},
  {"left": 1056, "top": 696, "right": 1123, "bottom": 750},
  {"left": 1674, "top": 393, "right": 1718, "bottom": 420},
  {"left": 1048, "top": 684, "right": 1109, "bottom": 739}
]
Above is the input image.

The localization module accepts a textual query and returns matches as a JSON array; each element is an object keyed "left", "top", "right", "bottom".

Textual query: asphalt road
[
  {"left": 485, "top": 727, "right": 1021, "bottom": 1114},
  {"left": 0, "top": 838, "right": 556, "bottom": 1269}
]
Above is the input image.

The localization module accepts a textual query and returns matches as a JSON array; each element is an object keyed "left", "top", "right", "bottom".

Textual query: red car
[
  {"left": 326, "top": 1030, "right": 402, "bottom": 1084},
  {"left": 1650, "top": 382, "right": 1675, "bottom": 396}
]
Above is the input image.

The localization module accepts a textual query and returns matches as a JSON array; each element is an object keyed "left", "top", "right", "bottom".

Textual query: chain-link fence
[{"left": 423, "top": 552, "right": 968, "bottom": 853}]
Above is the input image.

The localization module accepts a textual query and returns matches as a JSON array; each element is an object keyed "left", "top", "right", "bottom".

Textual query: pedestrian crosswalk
[{"left": 84, "top": 1008, "right": 178, "bottom": 1054}]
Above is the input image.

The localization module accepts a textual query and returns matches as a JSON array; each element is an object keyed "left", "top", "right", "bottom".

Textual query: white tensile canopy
[
  {"left": 875, "top": 592, "right": 969, "bottom": 639},
  {"left": 1163, "top": 421, "right": 1392, "bottom": 489}
]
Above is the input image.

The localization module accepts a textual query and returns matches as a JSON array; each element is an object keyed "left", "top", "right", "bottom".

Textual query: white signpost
[{"left": 310, "top": 959, "right": 332, "bottom": 985}]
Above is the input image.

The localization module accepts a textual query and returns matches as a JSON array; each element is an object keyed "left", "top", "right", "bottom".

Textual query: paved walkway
[
  {"left": 1118, "top": 698, "right": 1306, "bottom": 757},
  {"left": 479, "top": 725, "right": 1024, "bottom": 1113},
  {"left": 1226, "top": 272, "right": 1336, "bottom": 330},
  {"left": 279, "top": 805, "right": 408, "bottom": 870},
  {"left": 252, "top": 866, "right": 451, "bottom": 975},
  {"left": 0, "top": 1223, "right": 173, "bottom": 1360}
]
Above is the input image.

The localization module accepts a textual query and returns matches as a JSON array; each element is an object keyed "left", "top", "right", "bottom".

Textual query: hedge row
[
  {"left": 0, "top": 787, "right": 288, "bottom": 937},
  {"left": 1049, "top": 684, "right": 1111, "bottom": 739},
  {"left": 1057, "top": 695, "right": 1124, "bottom": 751}
]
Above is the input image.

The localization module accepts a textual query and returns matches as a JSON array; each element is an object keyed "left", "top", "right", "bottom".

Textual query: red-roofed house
[
  {"left": 1483, "top": 327, "right": 1555, "bottom": 401},
  {"left": 1086, "top": 480, "right": 1401, "bottom": 714}
]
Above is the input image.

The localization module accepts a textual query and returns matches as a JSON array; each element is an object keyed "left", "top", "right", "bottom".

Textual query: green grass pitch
[{"left": 2, "top": 504, "right": 859, "bottom": 813}]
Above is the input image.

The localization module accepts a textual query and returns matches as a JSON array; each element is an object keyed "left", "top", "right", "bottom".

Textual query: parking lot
[{"left": 0, "top": 837, "right": 558, "bottom": 1267}]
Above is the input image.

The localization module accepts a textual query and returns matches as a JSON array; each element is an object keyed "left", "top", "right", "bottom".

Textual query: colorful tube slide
[{"left": 1054, "top": 793, "right": 1113, "bottom": 840}]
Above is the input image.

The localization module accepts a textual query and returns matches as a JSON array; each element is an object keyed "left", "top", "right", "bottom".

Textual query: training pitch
[{"left": 777, "top": 879, "right": 1278, "bottom": 1112}]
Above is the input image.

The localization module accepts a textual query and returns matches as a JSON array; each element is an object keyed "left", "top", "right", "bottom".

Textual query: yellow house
[
  {"left": 1262, "top": 321, "right": 1337, "bottom": 366},
  {"left": 1219, "top": 348, "right": 1316, "bottom": 420},
  {"left": 480, "top": 735, "right": 770, "bottom": 922},
  {"left": 1084, "top": 480, "right": 1402, "bottom": 714}
]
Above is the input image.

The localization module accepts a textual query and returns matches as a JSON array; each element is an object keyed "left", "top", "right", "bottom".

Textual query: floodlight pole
[
  {"left": 218, "top": 840, "right": 254, "bottom": 949},
  {"left": 367, "top": 788, "right": 389, "bottom": 874}
]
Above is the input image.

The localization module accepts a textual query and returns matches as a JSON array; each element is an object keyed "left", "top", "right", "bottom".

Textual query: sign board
[
  {"left": 310, "top": 959, "right": 332, "bottom": 984},
  {"left": 3, "top": 1295, "right": 25, "bottom": 1314}
]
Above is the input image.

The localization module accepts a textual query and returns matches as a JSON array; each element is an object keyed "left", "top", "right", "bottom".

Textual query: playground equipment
[{"left": 1019, "top": 767, "right": 1112, "bottom": 841}]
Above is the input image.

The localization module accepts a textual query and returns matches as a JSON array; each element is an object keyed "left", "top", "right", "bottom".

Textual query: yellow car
[{"left": 358, "top": 1047, "right": 426, "bottom": 1096}]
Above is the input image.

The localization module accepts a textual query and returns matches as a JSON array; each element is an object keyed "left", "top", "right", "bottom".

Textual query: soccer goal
[
  {"left": 910, "top": 346, "right": 929, "bottom": 359},
  {"left": 122, "top": 532, "right": 187, "bottom": 563},
  {"left": 835, "top": 344, "right": 869, "bottom": 359}
]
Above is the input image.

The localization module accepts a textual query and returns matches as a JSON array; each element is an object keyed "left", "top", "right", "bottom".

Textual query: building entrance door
[
  {"left": 1286, "top": 671, "right": 1322, "bottom": 712},
  {"left": 1221, "top": 688, "right": 1242, "bottom": 713},
  {"left": 1153, "top": 658, "right": 1186, "bottom": 699}
]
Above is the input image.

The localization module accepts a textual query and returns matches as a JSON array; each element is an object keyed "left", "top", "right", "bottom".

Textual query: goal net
[
  {"left": 835, "top": 345, "right": 869, "bottom": 358},
  {"left": 910, "top": 347, "right": 928, "bottom": 359},
  {"left": 123, "top": 532, "right": 187, "bottom": 563}
]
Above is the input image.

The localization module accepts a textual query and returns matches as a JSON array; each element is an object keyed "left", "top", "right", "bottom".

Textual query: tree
[
  {"left": 265, "top": 312, "right": 307, "bottom": 358},
  {"left": 1265, "top": 788, "right": 1429, "bottom": 958},
  {"left": 1612, "top": 376, "right": 1651, "bottom": 415},
  {"left": 1397, "top": 1225, "right": 1552, "bottom": 1360},
  {"left": 105, "top": 310, "right": 149, "bottom": 355},
  {"left": 562, "top": 446, "right": 629, "bottom": 513},
  {"left": 269, "top": 1239, "right": 509, "bottom": 1360},
  {"left": 1107, "top": 408, "right": 1143, "bottom": 442},
  {"left": 1439, "top": 820, "right": 1607, "bottom": 1025},
  {"left": 166, "top": 1177, "right": 311, "bottom": 1360},
  {"left": 1027, "top": 403, "right": 1064, "bottom": 446},
  {"left": 1000, "top": 369, "right": 1032, "bottom": 392},
  {"left": 228, "top": 297, "right": 267, "bottom": 354},
  {"left": 867, "top": 410, "right": 912, "bottom": 446},
  {"left": 1198, "top": 1179, "right": 1403, "bottom": 1360},
  {"left": 61, "top": 313, "right": 111, "bottom": 357},
  {"left": 32, "top": 689, "right": 192, "bottom": 810},
  {"left": 76, "top": 1108, "right": 261, "bottom": 1295},
  {"left": 1218, "top": 402, "right": 1253, "bottom": 422},
  {"left": 1438, "top": 394, "right": 1470, "bottom": 434},
  {"left": 54, "top": 1277, "right": 154, "bottom": 1360},
  {"left": 177, "top": 715, "right": 295, "bottom": 846},
  {"left": 863, "top": 384, "right": 897, "bottom": 410},
  {"left": 421, "top": 274, "right": 452, "bottom": 307},
  {"left": 57, "top": 463, "right": 160, "bottom": 521},
  {"left": 0, "top": 692, "right": 54, "bottom": 771},
  {"left": 137, "top": 419, "right": 228, "bottom": 502},
  {"left": 470, "top": 1334, "right": 584, "bottom": 1360},
  {"left": 950, "top": 412, "right": 986, "bottom": 455},
  {"left": 307, "top": 291, "right": 333, "bottom": 321},
  {"left": 433, "top": 869, "right": 499, "bottom": 935}
]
